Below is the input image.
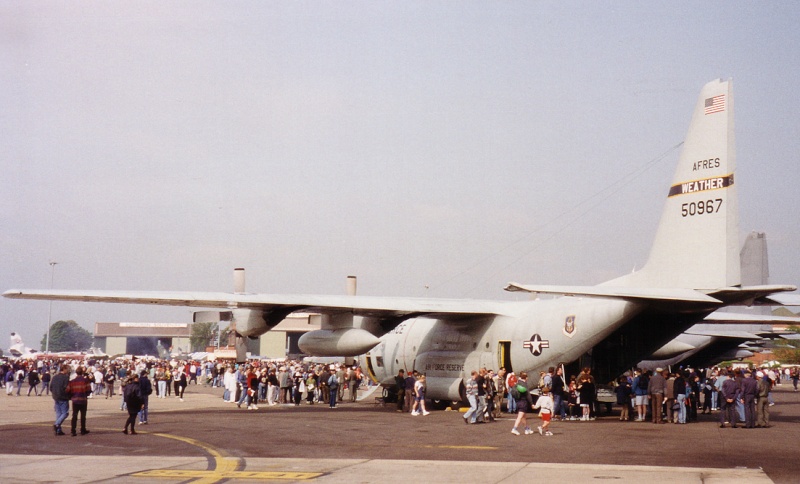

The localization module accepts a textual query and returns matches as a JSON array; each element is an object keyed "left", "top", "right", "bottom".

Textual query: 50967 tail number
[{"left": 681, "top": 199, "right": 722, "bottom": 217}]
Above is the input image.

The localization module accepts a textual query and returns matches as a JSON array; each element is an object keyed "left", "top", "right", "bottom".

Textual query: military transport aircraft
[{"left": 4, "top": 79, "right": 798, "bottom": 399}]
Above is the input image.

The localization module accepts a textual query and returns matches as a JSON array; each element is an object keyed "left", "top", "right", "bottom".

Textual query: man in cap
[{"left": 740, "top": 370, "right": 758, "bottom": 428}]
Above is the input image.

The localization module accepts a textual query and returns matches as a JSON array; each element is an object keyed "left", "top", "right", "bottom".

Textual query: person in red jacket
[{"left": 65, "top": 367, "right": 93, "bottom": 436}]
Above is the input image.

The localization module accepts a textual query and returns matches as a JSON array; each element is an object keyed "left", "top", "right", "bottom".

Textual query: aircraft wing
[{"left": 2, "top": 289, "right": 516, "bottom": 319}]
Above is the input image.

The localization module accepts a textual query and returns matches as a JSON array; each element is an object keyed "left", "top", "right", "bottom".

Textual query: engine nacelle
[
  {"left": 298, "top": 328, "right": 380, "bottom": 357},
  {"left": 193, "top": 310, "right": 233, "bottom": 324},
  {"left": 231, "top": 309, "right": 270, "bottom": 338}
]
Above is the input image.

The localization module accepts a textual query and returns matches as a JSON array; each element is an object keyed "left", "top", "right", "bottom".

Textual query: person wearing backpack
[
  {"left": 510, "top": 372, "right": 533, "bottom": 435},
  {"left": 632, "top": 369, "right": 650, "bottom": 422},
  {"left": 327, "top": 370, "right": 339, "bottom": 408}
]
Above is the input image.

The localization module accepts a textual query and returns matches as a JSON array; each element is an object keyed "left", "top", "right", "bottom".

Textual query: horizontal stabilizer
[
  {"left": 684, "top": 328, "right": 762, "bottom": 340},
  {"left": 504, "top": 283, "right": 721, "bottom": 304},
  {"left": 764, "top": 293, "right": 800, "bottom": 307},
  {"left": 702, "top": 285, "right": 797, "bottom": 306},
  {"left": 703, "top": 311, "right": 800, "bottom": 325}
]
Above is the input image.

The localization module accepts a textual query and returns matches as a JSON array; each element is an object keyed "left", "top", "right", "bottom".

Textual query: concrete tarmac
[{"left": 1, "top": 382, "right": 797, "bottom": 483}]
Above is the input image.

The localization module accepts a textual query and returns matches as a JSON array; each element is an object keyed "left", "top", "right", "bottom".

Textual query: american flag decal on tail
[{"left": 704, "top": 94, "right": 725, "bottom": 115}]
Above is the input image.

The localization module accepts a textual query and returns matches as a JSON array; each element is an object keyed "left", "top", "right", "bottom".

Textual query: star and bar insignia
[{"left": 523, "top": 334, "right": 550, "bottom": 356}]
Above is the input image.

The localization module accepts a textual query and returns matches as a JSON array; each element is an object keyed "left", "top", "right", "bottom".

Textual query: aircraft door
[
  {"left": 362, "top": 352, "right": 379, "bottom": 384},
  {"left": 499, "top": 341, "right": 512, "bottom": 372}
]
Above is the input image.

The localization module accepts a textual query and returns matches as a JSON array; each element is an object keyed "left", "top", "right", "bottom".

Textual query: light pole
[{"left": 45, "top": 261, "right": 57, "bottom": 353}]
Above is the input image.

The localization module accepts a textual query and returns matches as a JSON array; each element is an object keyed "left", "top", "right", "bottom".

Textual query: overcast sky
[{"left": 2, "top": 2, "right": 799, "bottom": 348}]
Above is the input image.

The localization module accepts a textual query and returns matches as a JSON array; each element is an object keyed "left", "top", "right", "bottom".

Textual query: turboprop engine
[
  {"left": 298, "top": 276, "right": 379, "bottom": 356},
  {"left": 194, "top": 269, "right": 295, "bottom": 339},
  {"left": 193, "top": 308, "right": 274, "bottom": 338},
  {"left": 230, "top": 308, "right": 270, "bottom": 338},
  {"left": 298, "top": 328, "right": 379, "bottom": 357}
]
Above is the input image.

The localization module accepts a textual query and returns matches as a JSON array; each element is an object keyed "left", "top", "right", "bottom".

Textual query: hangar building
[{"left": 94, "top": 313, "right": 321, "bottom": 358}]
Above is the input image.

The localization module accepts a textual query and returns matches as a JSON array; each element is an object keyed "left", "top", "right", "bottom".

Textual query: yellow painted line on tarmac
[
  {"left": 148, "top": 432, "right": 231, "bottom": 460},
  {"left": 131, "top": 432, "right": 322, "bottom": 482},
  {"left": 423, "top": 445, "right": 498, "bottom": 450},
  {"left": 134, "top": 470, "right": 322, "bottom": 480}
]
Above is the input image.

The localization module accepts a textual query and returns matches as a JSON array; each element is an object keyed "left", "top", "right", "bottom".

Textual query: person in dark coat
[
  {"left": 50, "top": 365, "right": 71, "bottom": 436},
  {"left": 123, "top": 374, "right": 143, "bottom": 435},
  {"left": 720, "top": 372, "right": 741, "bottom": 428},
  {"left": 740, "top": 370, "right": 758, "bottom": 428},
  {"left": 615, "top": 376, "right": 633, "bottom": 421},
  {"left": 138, "top": 371, "right": 153, "bottom": 424},
  {"left": 26, "top": 368, "right": 41, "bottom": 396}
]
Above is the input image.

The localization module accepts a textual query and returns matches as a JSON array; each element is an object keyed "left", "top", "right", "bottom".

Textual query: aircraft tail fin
[
  {"left": 740, "top": 231, "right": 768, "bottom": 287},
  {"left": 610, "top": 79, "right": 739, "bottom": 290}
]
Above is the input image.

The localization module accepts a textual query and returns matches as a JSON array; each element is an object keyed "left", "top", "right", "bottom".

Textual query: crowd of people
[
  {"left": 216, "top": 361, "right": 366, "bottom": 409},
  {"left": 2, "top": 355, "right": 798, "bottom": 439},
  {"left": 617, "top": 365, "right": 792, "bottom": 428},
  {"left": 391, "top": 369, "right": 431, "bottom": 416},
  {"left": 1, "top": 356, "right": 201, "bottom": 435},
  {"left": 0, "top": 355, "right": 371, "bottom": 436},
  {"left": 452, "top": 364, "right": 799, "bottom": 436}
]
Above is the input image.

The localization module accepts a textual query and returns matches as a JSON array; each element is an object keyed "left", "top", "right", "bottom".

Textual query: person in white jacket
[
  {"left": 533, "top": 386, "right": 555, "bottom": 436},
  {"left": 223, "top": 366, "right": 237, "bottom": 403}
]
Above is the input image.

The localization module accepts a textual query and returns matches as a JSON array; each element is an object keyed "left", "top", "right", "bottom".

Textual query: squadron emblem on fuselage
[{"left": 563, "top": 315, "right": 576, "bottom": 338}]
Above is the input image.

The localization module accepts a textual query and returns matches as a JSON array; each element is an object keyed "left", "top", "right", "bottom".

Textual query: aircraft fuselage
[{"left": 362, "top": 297, "right": 641, "bottom": 401}]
